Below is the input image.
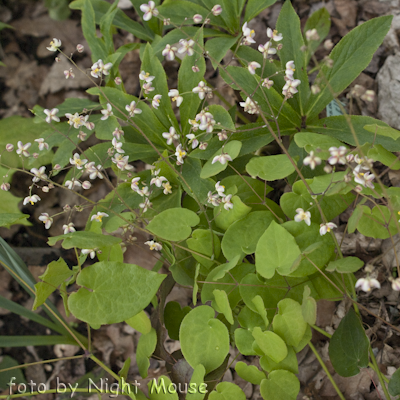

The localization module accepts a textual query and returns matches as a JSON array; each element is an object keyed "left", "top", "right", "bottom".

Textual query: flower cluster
[{"left": 207, "top": 181, "right": 233, "bottom": 210}]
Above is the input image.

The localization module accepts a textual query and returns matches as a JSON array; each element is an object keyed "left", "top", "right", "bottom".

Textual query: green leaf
[
  {"left": 260, "top": 370, "right": 300, "bottom": 400},
  {"left": 348, "top": 204, "right": 364, "bottom": 234},
  {"left": 364, "top": 123, "right": 400, "bottom": 140},
  {"left": 329, "top": 308, "right": 369, "bottom": 377},
  {"left": 0, "top": 356, "right": 26, "bottom": 390},
  {"left": 180, "top": 305, "right": 230, "bottom": 373},
  {"left": 164, "top": 301, "right": 191, "bottom": 341},
  {"left": 147, "top": 208, "right": 200, "bottom": 241},
  {"left": 148, "top": 376, "right": 179, "bottom": 400},
  {"left": 256, "top": 221, "right": 301, "bottom": 278},
  {"left": 252, "top": 327, "right": 287, "bottom": 363},
  {"left": 368, "top": 144, "right": 400, "bottom": 169},
  {"left": 68, "top": 262, "right": 166, "bottom": 328},
  {"left": 238, "top": 306, "right": 267, "bottom": 331},
  {"left": 326, "top": 257, "right": 364, "bottom": 273},
  {"left": 252, "top": 295, "right": 269, "bottom": 328},
  {"left": 212, "top": 289, "right": 233, "bottom": 324},
  {"left": 273, "top": 299, "right": 307, "bottom": 347},
  {"left": 208, "top": 382, "right": 246, "bottom": 400},
  {"left": 235, "top": 328, "right": 258, "bottom": 356},
  {"left": 301, "top": 286, "right": 316, "bottom": 325},
  {"left": 276, "top": 0, "right": 309, "bottom": 115},
  {"left": 357, "top": 205, "right": 397, "bottom": 239},
  {"left": 244, "top": 0, "right": 277, "bottom": 22},
  {"left": 137, "top": 328, "right": 157, "bottom": 378},
  {"left": 48, "top": 231, "right": 121, "bottom": 249},
  {"left": 187, "top": 229, "right": 221, "bottom": 269},
  {"left": 33, "top": 258, "right": 72, "bottom": 310},
  {"left": 0, "top": 213, "right": 29, "bottom": 228},
  {"left": 235, "top": 362, "right": 266, "bottom": 385},
  {"left": 389, "top": 368, "right": 400, "bottom": 396},
  {"left": 214, "top": 195, "right": 251, "bottom": 231},
  {"left": 260, "top": 347, "right": 298, "bottom": 374},
  {"left": 103, "top": 212, "right": 136, "bottom": 233},
  {"left": 306, "top": 16, "right": 393, "bottom": 119},
  {"left": 246, "top": 155, "right": 296, "bottom": 181},
  {"left": 294, "top": 131, "right": 345, "bottom": 159},
  {"left": 125, "top": 310, "right": 152, "bottom": 334},
  {"left": 187, "top": 364, "right": 207, "bottom": 400},
  {"left": 221, "top": 211, "right": 276, "bottom": 260},
  {"left": 200, "top": 141, "right": 242, "bottom": 179},
  {"left": 206, "top": 36, "right": 239, "bottom": 69}
]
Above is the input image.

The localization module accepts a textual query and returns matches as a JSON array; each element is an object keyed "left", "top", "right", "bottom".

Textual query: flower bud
[
  {"left": 192, "top": 65, "right": 200, "bottom": 73},
  {"left": 199, "top": 142, "right": 208, "bottom": 150},
  {"left": 54, "top": 164, "right": 61, "bottom": 170},
  {"left": 193, "top": 14, "right": 202, "bottom": 23},
  {"left": 76, "top": 44, "right": 84, "bottom": 53},
  {"left": 48, "top": 183, "right": 54, "bottom": 189},
  {"left": 33, "top": 153, "right": 39, "bottom": 159},
  {"left": 114, "top": 77, "right": 122, "bottom": 85},
  {"left": 1, "top": 183, "right": 10, "bottom": 191},
  {"left": 42, "top": 186, "right": 49, "bottom": 193},
  {"left": 324, "top": 39, "right": 334, "bottom": 50},
  {"left": 6, "top": 144, "right": 14, "bottom": 152},
  {"left": 211, "top": 4, "right": 222, "bottom": 16},
  {"left": 82, "top": 181, "right": 91, "bottom": 190}
]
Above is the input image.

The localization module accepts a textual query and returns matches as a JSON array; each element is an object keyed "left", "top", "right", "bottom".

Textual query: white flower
[
  {"left": 199, "top": 142, "right": 208, "bottom": 150},
  {"left": 285, "top": 61, "right": 296, "bottom": 79},
  {"left": 242, "top": 22, "right": 256, "bottom": 45},
  {"left": 152, "top": 94, "right": 162, "bottom": 109},
  {"left": 162, "top": 44, "right": 177, "bottom": 61},
  {"left": 211, "top": 4, "right": 222, "bottom": 16},
  {"left": 112, "top": 154, "right": 133, "bottom": 171},
  {"left": 319, "top": 222, "right": 337, "bottom": 236},
  {"left": 44, "top": 108, "right": 60, "bottom": 123},
  {"left": 199, "top": 116, "right": 216, "bottom": 133},
  {"left": 175, "top": 144, "right": 187, "bottom": 164},
  {"left": 212, "top": 153, "right": 232, "bottom": 165},
  {"left": 162, "top": 181, "right": 172, "bottom": 195},
  {"left": 70, "top": 153, "right": 87, "bottom": 169},
  {"left": 90, "top": 59, "right": 113, "bottom": 78},
  {"left": 178, "top": 39, "right": 195, "bottom": 56},
  {"left": 138, "top": 186, "right": 149, "bottom": 197},
  {"left": 218, "top": 130, "right": 228, "bottom": 141},
  {"left": 361, "top": 90, "right": 375, "bottom": 103},
  {"left": 101, "top": 103, "right": 113, "bottom": 120},
  {"left": 82, "top": 181, "right": 91, "bottom": 189},
  {"left": 64, "top": 68, "right": 75, "bottom": 79},
  {"left": 6, "top": 144, "right": 13, "bottom": 152},
  {"left": 306, "top": 29, "right": 319, "bottom": 41},
  {"left": 143, "top": 81, "right": 155, "bottom": 94},
  {"left": 189, "top": 119, "right": 200, "bottom": 132},
  {"left": 125, "top": 100, "right": 142, "bottom": 117},
  {"left": 248, "top": 61, "right": 261, "bottom": 75},
  {"left": 222, "top": 194, "right": 233, "bottom": 210},
  {"left": 91, "top": 212, "right": 109, "bottom": 223},
  {"left": 17, "top": 141, "right": 31, "bottom": 157},
  {"left": 150, "top": 175, "right": 168, "bottom": 187},
  {"left": 82, "top": 249, "right": 96, "bottom": 259},
  {"left": 168, "top": 89, "right": 183, "bottom": 107},
  {"left": 38, "top": 213, "right": 53, "bottom": 229},
  {"left": 186, "top": 134, "right": 199, "bottom": 149},
  {"left": 145, "top": 240, "right": 162, "bottom": 251},
  {"left": 139, "top": 197, "right": 152, "bottom": 212},
  {"left": 86, "top": 162, "right": 104, "bottom": 180},
  {"left": 139, "top": 71, "right": 155, "bottom": 82},
  {"left": 1, "top": 183, "right": 10, "bottom": 191},
  {"left": 303, "top": 151, "right": 321, "bottom": 170},
  {"left": 355, "top": 277, "right": 380, "bottom": 292},
  {"left": 262, "top": 78, "right": 274, "bottom": 89},
  {"left": 140, "top": 1, "right": 159, "bottom": 21},
  {"left": 35, "top": 138, "right": 49, "bottom": 151},
  {"left": 78, "top": 131, "right": 87, "bottom": 141},
  {"left": 328, "top": 146, "right": 347, "bottom": 165},
  {"left": 207, "top": 191, "right": 220, "bottom": 207},
  {"left": 267, "top": 28, "right": 283, "bottom": 41},
  {"left": 392, "top": 278, "right": 400, "bottom": 291},
  {"left": 215, "top": 181, "right": 225, "bottom": 196},
  {"left": 63, "top": 223, "right": 76, "bottom": 234},
  {"left": 76, "top": 44, "right": 84, "bottom": 53},
  {"left": 162, "top": 127, "right": 179, "bottom": 145},
  {"left": 112, "top": 137, "right": 124, "bottom": 154},
  {"left": 65, "top": 178, "right": 82, "bottom": 190},
  {"left": 113, "top": 128, "right": 124, "bottom": 140},
  {"left": 31, "top": 166, "right": 47, "bottom": 183},
  {"left": 23, "top": 194, "right": 41, "bottom": 206},
  {"left": 46, "top": 38, "right": 61, "bottom": 51},
  {"left": 294, "top": 208, "right": 311, "bottom": 226},
  {"left": 353, "top": 167, "right": 375, "bottom": 189},
  {"left": 258, "top": 41, "right": 276, "bottom": 58},
  {"left": 239, "top": 97, "right": 258, "bottom": 114},
  {"left": 282, "top": 78, "right": 301, "bottom": 97},
  {"left": 131, "top": 177, "right": 141, "bottom": 192},
  {"left": 65, "top": 112, "right": 84, "bottom": 129},
  {"left": 192, "top": 81, "right": 210, "bottom": 100}
]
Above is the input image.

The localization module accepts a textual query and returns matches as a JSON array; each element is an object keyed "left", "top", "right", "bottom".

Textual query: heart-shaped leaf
[{"left": 260, "top": 370, "right": 300, "bottom": 400}]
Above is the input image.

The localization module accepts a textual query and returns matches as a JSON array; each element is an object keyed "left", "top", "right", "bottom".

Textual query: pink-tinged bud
[
  {"left": 33, "top": 153, "right": 39, "bottom": 159},
  {"left": 114, "top": 77, "right": 122, "bottom": 85},
  {"left": 127, "top": 172, "right": 132, "bottom": 179},
  {"left": 86, "top": 121, "right": 95, "bottom": 130},
  {"left": 6, "top": 144, "right": 14, "bottom": 152},
  {"left": 1, "top": 183, "right": 10, "bottom": 191},
  {"left": 54, "top": 164, "right": 61, "bottom": 170},
  {"left": 199, "top": 142, "right": 208, "bottom": 150},
  {"left": 211, "top": 4, "right": 222, "bottom": 16},
  {"left": 354, "top": 185, "right": 363, "bottom": 193},
  {"left": 277, "top": 44, "right": 283, "bottom": 50},
  {"left": 82, "top": 181, "right": 91, "bottom": 190},
  {"left": 55, "top": 57, "right": 60, "bottom": 62},
  {"left": 42, "top": 186, "right": 49, "bottom": 193},
  {"left": 324, "top": 39, "right": 334, "bottom": 50},
  {"left": 48, "top": 183, "right": 54, "bottom": 189},
  {"left": 323, "top": 165, "right": 332, "bottom": 174},
  {"left": 193, "top": 14, "right": 203, "bottom": 24},
  {"left": 63, "top": 204, "right": 71, "bottom": 211},
  {"left": 192, "top": 65, "right": 200, "bottom": 73},
  {"left": 76, "top": 44, "right": 84, "bottom": 53}
]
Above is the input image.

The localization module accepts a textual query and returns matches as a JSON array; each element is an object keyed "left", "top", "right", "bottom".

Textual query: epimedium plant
[{"left": 1, "top": 0, "right": 400, "bottom": 399}]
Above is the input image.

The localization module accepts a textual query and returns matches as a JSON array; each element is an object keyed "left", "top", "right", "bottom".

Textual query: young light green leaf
[
  {"left": 368, "top": 144, "right": 400, "bottom": 169},
  {"left": 137, "top": 328, "right": 157, "bottom": 378},
  {"left": 294, "top": 131, "right": 345, "bottom": 159},
  {"left": 213, "top": 289, "right": 234, "bottom": 324},
  {"left": 180, "top": 305, "right": 230, "bottom": 373},
  {"left": 187, "top": 229, "right": 221, "bottom": 269},
  {"left": 301, "top": 286, "right": 316, "bottom": 325},
  {"left": 364, "top": 123, "right": 400, "bottom": 140},
  {"left": 238, "top": 306, "right": 267, "bottom": 331},
  {"left": 252, "top": 327, "right": 288, "bottom": 363},
  {"left": 306, "top": 16, "right": 393, "bottom": 119},
  {"left": 255, "top": 221, "right": 301, "bottom": 278},
  {"left": 260, "top": 346, "right": 298, "bottom": 374},
  {"left": 326, "top": 257, "right": 364, "bottom": 273},
  {"left": 329, "top": 308, "right": 369, "bottom": 377},
  {"left": 48, "top": 231, "right": 121, "bottom": 249},
  {"left": 148, "top": 375, "right": 179, "bottom": 400},
  {"left": 273, "top": 299, "right": 307, "bottom": 347},
  {"left": 260, "top": 370, "right": 300, "bottom": 400},
  {"left": 214, "top": 195, "right": 251, "bottom": 231},
  {"left": 125, "top": 310, "right": 152, "bottom": 335},
  {"left": 235, "top": 328, "right": 258, "bottom": 356},
  {"left": 246, "top": 155, "right": 296, "bottom": 181},
  {"left": 68, "top": 262, "right": 166, "bottom": 328},
  {"left": 235, "top": 362, "right": 266, "bottom": 385},
  {"left": 208, "top": 382, "right": 246, "bottom": 400},
  {"left": 187, "top": 364, "right": 207, "bottom": 400},
  {"left": 33, "top": 258, "right": 72, "bottom": 310},
  {"left": 357, "top": 205, "right": 397, "bottom": 239},
  {"left": 147, "top": 208, "right": 200, "bottom": 241},
  {"left": 205, "top": 36, "right": 238, "bottom": 70},
  {"left": 252, "top": 295, "right": 269, "bottom": 328}
]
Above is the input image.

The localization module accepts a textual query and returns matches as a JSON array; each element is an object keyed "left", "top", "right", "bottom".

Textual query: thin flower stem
[
  {"left": 369, "top": 347, "right": 391, "bottom": 400},
  {"left": 308, "top": 342, "right": 346, "bottom": 400}
]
